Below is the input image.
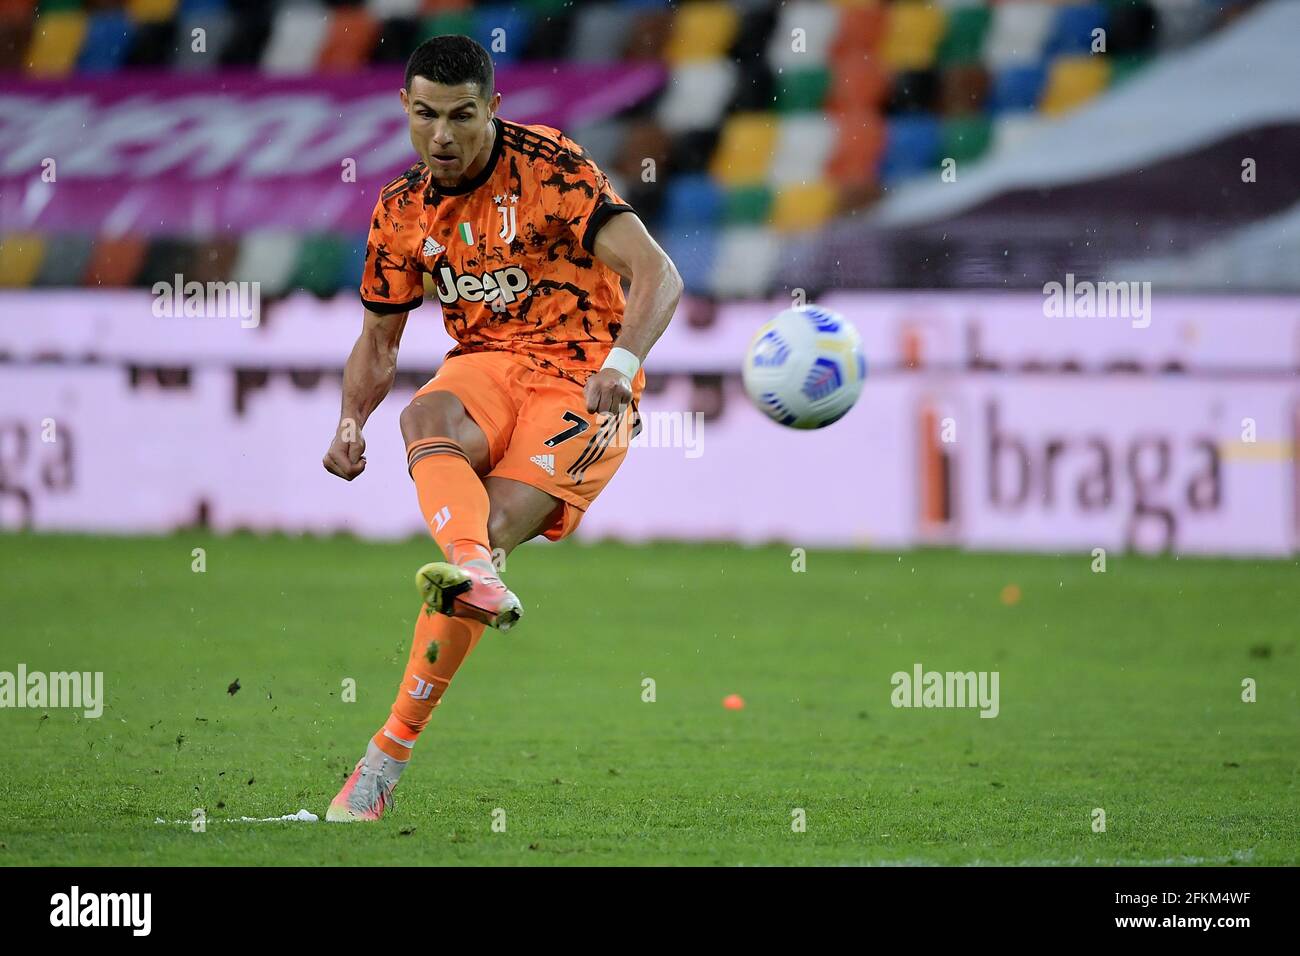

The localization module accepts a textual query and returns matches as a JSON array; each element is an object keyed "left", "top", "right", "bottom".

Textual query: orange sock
[
  {"left": 373, "top": 609, "right": 488, "bottom": 760},
  {"left": 407, "top": 436, "right": 492, "bottom": 565}
]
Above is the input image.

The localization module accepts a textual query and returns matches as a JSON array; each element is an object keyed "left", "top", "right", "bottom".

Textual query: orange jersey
[{"left": 360, "top": 118, "right": 641, "bottom": 390}]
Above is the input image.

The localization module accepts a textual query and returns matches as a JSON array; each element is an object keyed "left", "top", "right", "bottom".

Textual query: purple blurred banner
[
  {"left": 0, "top": 65, "right": 663, "bottom": 235},
  {"left": 2, "top": 291, "right": 1298, "bottom": 555}
]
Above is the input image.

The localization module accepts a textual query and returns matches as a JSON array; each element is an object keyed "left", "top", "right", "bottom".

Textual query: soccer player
[{"left": 321, "top": 36, "right": 682, "bottom": 821}]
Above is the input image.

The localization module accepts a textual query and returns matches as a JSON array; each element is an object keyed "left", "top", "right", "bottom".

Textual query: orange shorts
[{"left": 414, "top": 350, "right": 643, "bottom": 541}]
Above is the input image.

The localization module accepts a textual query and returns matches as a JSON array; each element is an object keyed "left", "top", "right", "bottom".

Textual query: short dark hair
[{"left": 404, "top": 35, "right": 494, "bottom": 98}]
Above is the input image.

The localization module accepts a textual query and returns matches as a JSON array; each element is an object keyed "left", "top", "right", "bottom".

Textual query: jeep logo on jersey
[{"left": 432, "top": 265, "right": 530, "bottom": 305}]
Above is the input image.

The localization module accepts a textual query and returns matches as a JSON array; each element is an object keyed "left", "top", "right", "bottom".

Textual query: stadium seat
[
  {"left": 470, "top": 6, "right": 532, "bottom": 66},
  {"left": 881, "top": 115, "right": 942, "bottom": 182},
  {"left": 729, "top": 4, "right": 778, "bottom": 64},
  {"left": 656, "top": 60, "right": 738, "bottom": 133},
  {"left": 126, "top": 20, "right": 180, "bottom": 67},
  {"left": 24, "top": 10, "right": 86, "bottom": 75},
  {"left": 668, "top": 128, "right": 722, "bottom": 175},
  {"left": 662, "top": 226, "right": 718, "bottom": 294},
  {"left": 888, "top": 69, "right": 940, "bottom": 114},
  {"left": 938, "top": 63, "right": 990, "bottom": 116},
  {"left": 128, "top": 0, "right": 180, "bottom": 22},
  {"left": 710, "top": 113, "right": 778, "bottom": 187},
  {"left": 622, "top": 9, "right": 673, "bottom": 61},
  {"left": 663, "top": 175, "right": 725, "bottom": 231},
  {"left": 567, "top": 4, "right": 636, "bottom": 63},
  {"left": 1039, "top": 55, "right": 1110, "bottom": 116},
  {"left": 1106, "top": 1, "right": 1159, "bottom": 54},
  {"left": 0, "top": 233, "right": 44, "bottom": 287},
  {"left": 724, "top": 185, "right": 773, "bottom": 226},
  {"left": 292, "top": 234, "right": 347, "bottom": 298},
  {"left": 1150, "top": 0, "right": 1216, "bottom": 50},
  {"left": 568, "top": 119, "right": 629, "bottom": 175},
  {"left": 33, "top": 235, "right": 92, "bottom": 288},
  {"left": 373, "top": 15, "right": 419, "bottom": 64},
  {"left": 941, "top": 115, "right": 992, "bottom": 164},
  {"left": 664, "top": 1, "right": 738, "bottom": 65},
  {"left": 615, "top": 119, "right": 672, "bottom": 189},
  {"left": 189, "top": 238, "right": 240, "bottom": 285},
  {"left": 84, "top": 236, "right": 148, "bottom": 288},
  {"left": 937, "top": 5, "right": 990, "bottom": 66},
  {"left": 76, "top": 11, "right": 134, "bottom": 72},
  {"left": 882, "top": 2, "right": 947, "bottom": 72},
  {"left": 421, "top": 13, "right": 476, "bottom": 46},
  {"left": 318, "top": 9, "right": 381, "bottom": 71},
  {"left": 830, "top": 5, "right": 886, "bottom": 60},
  {"left": 769, "top": 182, "right": 838, "bottom": 233},
  {"left": 336, "top": 233, "right": 369, "bottom": 295},
  {"left": 825, "top": 55, "right": 890, "bottom": 114},
  {"left": 1109, "top": 51, "right": 1153, "bottom": 86},
  {"left": 262, "top": 3, "right": 330, "bottom": 74},
  {"left": 728, "top": 55, "right": 775, "bottom": 112},
  {"left": 1046, "top": 4, "right": 1108, "bottom": 57},
  {"left": 173, "top": 8, "right": 234, "bottom": 71},
  {"left": 775, "top": 67, "right": 830, "bottom": 113},
  {"left": 983, "top": 2, "right": 1054, "bottom": 69},
  {"left": 767, "top": 1, "right": 838, "bottom": 72},
  {"left": 139, "top": 238, "right": 199, "bottom": 289},
  {"left": 710, "top": 225, "right": 778, "bottom": 298},
  {"left": 989, "top": 64, "right": 1047, "bottom": 113},
  {"left": 232, "top": 232, "right": 302, "bottom": 297},
  {"left": 770, "top": 114, "right": 837, "bottom": 186},
  {"left": 0, "top": 17, "right": 32, "bottom": 72},
  {"left": 826, "top": 110, "right": 887, "bottom": 187}
]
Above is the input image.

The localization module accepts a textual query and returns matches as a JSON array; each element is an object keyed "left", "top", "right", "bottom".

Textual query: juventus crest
[{"left": 494, "top": 193, "right": 519, "bottom": 244}]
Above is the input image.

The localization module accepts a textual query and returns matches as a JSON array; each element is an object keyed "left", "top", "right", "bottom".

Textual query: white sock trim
[{"left": 382, "top": 729, "right": 416, "bottom": 749}]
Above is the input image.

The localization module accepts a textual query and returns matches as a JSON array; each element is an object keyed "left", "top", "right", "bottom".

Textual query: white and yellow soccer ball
[{"left": 742, "top": 305, "right": 866, "bottom": 429}]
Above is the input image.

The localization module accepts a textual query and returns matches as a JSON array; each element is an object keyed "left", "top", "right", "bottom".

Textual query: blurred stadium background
[
  {"left": 4, "top": 0, "right": 1300, "bottom": 871},
  {"left": 1, "top": 0, "right": 1297, "bottom": 556}
]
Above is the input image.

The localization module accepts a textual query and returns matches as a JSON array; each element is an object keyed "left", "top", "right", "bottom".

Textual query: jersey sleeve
[
  {"left": 547, "top": 144, "right": 636, "bottom": 254},
  {"left": 358, "top": 193, "right": 424, "bottom": 315}
]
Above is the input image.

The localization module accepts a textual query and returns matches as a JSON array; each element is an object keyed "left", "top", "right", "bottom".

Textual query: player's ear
[
  {"left": 487, "top": 91, "right": 501, "bottom": 116},
  {"left": 400, "top": 88, "right": 410, "bottom": 114}
]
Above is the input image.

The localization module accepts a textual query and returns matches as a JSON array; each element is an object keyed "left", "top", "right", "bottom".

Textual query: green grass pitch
[{"left": 1, "top": 532, "right": 1296, "bottom": 866}]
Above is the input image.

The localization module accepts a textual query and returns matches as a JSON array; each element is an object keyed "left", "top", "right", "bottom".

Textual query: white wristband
[{"left": 601, "top": 346, "right": 640, "bottom": 381}]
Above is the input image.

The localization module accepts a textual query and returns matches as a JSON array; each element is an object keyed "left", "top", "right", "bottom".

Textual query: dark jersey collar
[{"left": 427, "top": 117, "right": 504, "bottom": 199}]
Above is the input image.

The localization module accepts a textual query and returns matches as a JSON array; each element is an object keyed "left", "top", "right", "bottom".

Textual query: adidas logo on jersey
[
  {"left": 432, "top": 264, "right": 531, "bottom": 305},
  {"left": 422, "top": 237, "right": 446, "bottom": 257},
  {"left": 530, "top": 454, "right": 555, "bottom": 476}
]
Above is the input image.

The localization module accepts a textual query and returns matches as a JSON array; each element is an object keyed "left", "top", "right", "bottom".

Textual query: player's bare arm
[
  {"left": 585, "top": 212, "right": 683, "bottom": 416},
  {"left": 322, "top": 308, "right": 408, "bottom": 481}
]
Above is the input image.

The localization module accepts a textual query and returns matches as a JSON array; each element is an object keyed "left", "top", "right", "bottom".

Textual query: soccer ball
[{"left": 742, "top": 305, "right": 866, "bottom": 429}]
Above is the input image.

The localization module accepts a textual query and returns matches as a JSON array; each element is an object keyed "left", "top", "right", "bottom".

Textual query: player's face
[{"left": 401, "top": 78, "right": 500, "bottom": 186}]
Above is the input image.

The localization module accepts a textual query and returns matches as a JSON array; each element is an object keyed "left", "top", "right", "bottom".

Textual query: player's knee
[{"left": 400, "top": 392, "right": 462, "bottom": 444}]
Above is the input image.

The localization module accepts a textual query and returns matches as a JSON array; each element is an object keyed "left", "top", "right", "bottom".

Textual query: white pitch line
[{"left": 154, "top": 809, "right": 319, "bottom": 824}]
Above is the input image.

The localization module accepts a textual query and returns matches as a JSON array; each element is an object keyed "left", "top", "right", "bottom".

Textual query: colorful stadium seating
[{"left": 0, "top": 0, "right": 1256, "bottom": 299}]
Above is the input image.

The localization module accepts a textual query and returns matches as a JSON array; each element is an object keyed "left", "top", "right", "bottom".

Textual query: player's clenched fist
[
  {"left": 584, "top": 367, "right": 633, "bottom": 417},
  {"left": 323, "top": 427, "right": 367, "bottom": 481}
]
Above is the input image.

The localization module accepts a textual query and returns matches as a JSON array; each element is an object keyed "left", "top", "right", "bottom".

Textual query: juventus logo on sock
[
  {"left": 432, "top": 506, "right": 451, "bottom": 532},
  {"left": 407, "top": 677, "right": 435, "bottom": 700}
]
